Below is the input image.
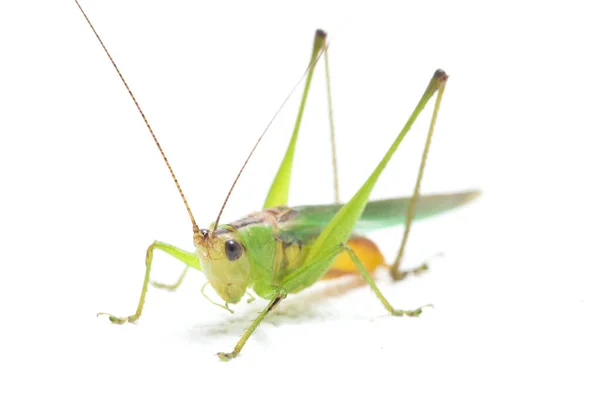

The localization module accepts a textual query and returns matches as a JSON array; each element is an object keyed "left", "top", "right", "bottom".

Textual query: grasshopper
[{"left": 75, "top": 0, "right": 479, "bottom": 361}]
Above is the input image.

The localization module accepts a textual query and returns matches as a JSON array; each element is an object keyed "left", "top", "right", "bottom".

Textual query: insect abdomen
[{"left": 322, "top": 236, "right": 385, "bottom": 279}]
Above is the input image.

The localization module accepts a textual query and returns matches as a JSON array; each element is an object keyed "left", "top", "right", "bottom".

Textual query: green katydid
[{"left": 76, "top": 0, "right": 479, "bottom": 361}]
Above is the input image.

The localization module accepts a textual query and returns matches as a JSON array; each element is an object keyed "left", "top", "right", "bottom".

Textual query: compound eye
[{"left": 225, "top": 239, "right": 243, "bottom": 261}]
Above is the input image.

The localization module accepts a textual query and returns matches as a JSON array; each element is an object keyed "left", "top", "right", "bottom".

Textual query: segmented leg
[
  {"left": 389, "top": 261, "right": 429, "bottom": 281},
  {"left": 283, "top": 243, "right": 429, "bottom": 316},
  {"left": 263, "top": 30, "right": 328, "bottom": 209},
  {"left": 97, "top": 241, "right": 199, "bottom": 324},
  {"left": 151, "top": 266, "right": 190, "bottom": 291},
  {"left": 219, "top": 245, "right": 346, "bottom": 361},
  {"left": 389, "top": 78, "right": 448, "bottom": 281},
  {"left": 323, "top": 41, "right": 340, "bottom": 203},
  {"left": 345, "top": 245, "right": 431, "bottom": 316},
  {"left": 217, "top": 289, "right": 287, "bottom": 361}
]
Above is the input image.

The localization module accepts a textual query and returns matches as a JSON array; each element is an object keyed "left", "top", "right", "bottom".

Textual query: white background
[{"left": 1, "top": 0, "right": 598, "bottom": 398}]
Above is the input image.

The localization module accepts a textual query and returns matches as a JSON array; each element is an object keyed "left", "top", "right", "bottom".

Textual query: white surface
[{"left": 1, "top": 0, "right": 598, "bottom": 399}]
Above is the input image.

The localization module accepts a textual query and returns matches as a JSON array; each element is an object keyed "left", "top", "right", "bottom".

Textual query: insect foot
[
  {"left": 217, "top": 351, "right": 238, "bottom": 362},
  {"left": 391, "top": 304, "right": 433, "bottom": 317},
  {"left": 96, "top": 312, "right": 139, "bottom": 324},
  {"left": 390, "top": 262, "right": 430, "bottom": 281}
]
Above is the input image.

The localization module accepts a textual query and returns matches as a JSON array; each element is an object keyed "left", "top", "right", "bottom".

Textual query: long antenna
[
  {"left": 74, "top": 0, "right": 199, "bottom": 234},
  {"left": 212, "top": 35, "right": 327, "bottom": 231}
]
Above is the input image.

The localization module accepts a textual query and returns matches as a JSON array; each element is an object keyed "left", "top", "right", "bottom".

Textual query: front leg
[
  {"left": 151, "top": 266, "right": 190, "bottom": 291},
  {"left": 98, "top": 241, "right": 199, "bottom": 324},
  {"left": 217, "top": 289, "right": 287, "bottom": 361}
]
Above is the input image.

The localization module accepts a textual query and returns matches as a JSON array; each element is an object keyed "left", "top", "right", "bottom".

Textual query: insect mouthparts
[{"left": 194, "top": 228, "right": 211, "bottom": 247}]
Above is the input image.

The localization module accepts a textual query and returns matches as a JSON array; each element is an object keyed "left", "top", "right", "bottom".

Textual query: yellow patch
[{"left": 322, "top": 237, "right": 385, "bottom": 279}]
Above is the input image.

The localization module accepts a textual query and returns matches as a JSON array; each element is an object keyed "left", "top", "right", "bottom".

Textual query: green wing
[{"left": 282, "top": 190, "right": 480, "bottom": 240}]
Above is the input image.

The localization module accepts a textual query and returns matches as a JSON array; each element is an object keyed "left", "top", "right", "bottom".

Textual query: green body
[
  {"left": 81, "top": 16, "right": 478, "bottom": 360},
  {"left": 198, "top": 191, "right": 478, "bottom": 302}
]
